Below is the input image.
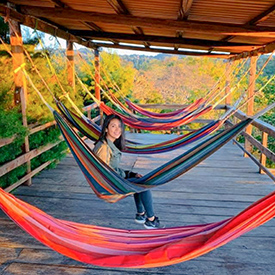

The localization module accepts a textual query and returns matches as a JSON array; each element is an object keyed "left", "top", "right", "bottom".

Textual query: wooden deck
[{"left": 1, "top": 132, "right": 275, "bottom": 275}]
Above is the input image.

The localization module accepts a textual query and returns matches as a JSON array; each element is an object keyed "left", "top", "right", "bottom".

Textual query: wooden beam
[
  {"left": 106, "top": 1, "right": 150, "bottom": 48},
  {"left": 225, "top": 61, "right": 232, "bottom": 106},
  {"left": 4, "top": 159, "right": 54, "bottom": 193},
  {"left": 9, "top": 18, "right": 32, "bottom": 186},
  {"left": 49, "top": 0, "right": 68, "bottom": 9},
  {"left": 94, "top": 48, "right": 100, "bottom": 101},
  {"left": 107, "top": 0, "right": 129, "bottom": 15},
  {"left": 234, "top": 140, "right": 275, "bottom": 182},
  {"left": 18, "top": 6, "right": 275, "bottom": 37},
  {"left": 242, "top": 131, "right": 275, "bottom": 163},
  {"left": 244, "top": 55, "right": 257, "bottom": 157},
  {"left": 259, "top": 132, "right": 268, "bottom": 174},
  {"left": 222, "top": 5, "right": 275, "bottom": 50},
  {"left": 72, "top": 30, "right": 259, "bottom": 48},
  {"left": 0, "top": 5, "right": 231, "bottom": 57},
  {"left": 178, "top": 0, "right": 194, "bottom": 20},
  {"left": 0, "top": 139, "right": 62, "bottom": 177},
  {"left": 0, "top": 136, "right": 16, "bottom": 148},
  {"left": 82, "top": 21, "right": 103, "bottom": 32},
  {"left": 234, "top": 110, "right": 275, "bottom": 139},
  {"left": 66, "top": 40, "right": 75, "bottom": 93},
  {"left": 0, "top": 5, "right": 97, "bottom": 49},
  {"left": 29, "top": 121, "right": 56, "bottom": 135},
  {"left": 248, "top": 4, "right": 275, "bottom": 25}
]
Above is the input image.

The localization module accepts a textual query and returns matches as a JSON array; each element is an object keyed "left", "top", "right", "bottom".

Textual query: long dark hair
[{"left": 95, "top": 114, "right": 126, "bottom": 151}]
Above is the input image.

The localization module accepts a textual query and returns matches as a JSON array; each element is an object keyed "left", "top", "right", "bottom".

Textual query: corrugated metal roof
[{"left": 2, "top": 0, "right": 275, "bottom": 58}]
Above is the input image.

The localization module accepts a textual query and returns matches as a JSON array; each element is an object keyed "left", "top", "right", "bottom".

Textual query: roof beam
[
  {"left": 230, "top": 40, "right": 275, "bottom": 61},
  {"left": 71, "top": 30, "right": 260, "bottom": 48},
  {"left": 106, "top": 0, "right": 150, "bottom": 48},
  {"left": 178, "top": 0, "right": 194, "bottom": 20},
  {"left": 222, "top": 4, "right": 275, "bottom": 42},
  {"left": 49, "top": 0, "right": 68, "bottom": 9},
  {"left": 107, "top": 0, "right": 129, "bottom": 15},
  {"left": 18, "top": 6, "right": 275, "bottom": 37},
  {"left": 247, "top": 4, "right": 275, "bottom": 25},
  {"left": 49, "top": 0, "right": 104, "bottom": 39},
  {"left": 0, "top": 5, "right": 230, "bottom": 57},
  {"left": 0, "top": 5, "right": 97, "bottom": 49}
]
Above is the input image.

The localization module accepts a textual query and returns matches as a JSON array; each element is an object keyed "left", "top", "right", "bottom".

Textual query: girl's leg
[
  {"left": 140, "top": 190, "right": 154, "bottom": 218},
  {"left": 134, "top": 193, "right": 144, "bottom": 214}
]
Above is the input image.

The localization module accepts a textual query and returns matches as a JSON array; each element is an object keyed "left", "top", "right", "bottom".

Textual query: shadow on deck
[{"left": 0, "top": 132, "right": 275, "bottom": 274}]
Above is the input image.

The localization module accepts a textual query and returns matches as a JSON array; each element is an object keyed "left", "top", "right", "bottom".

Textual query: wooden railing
[
  {"left": 232, "top": 110, "right": 275, "bottom": 181},
  {"left": 0, "top": 121, "right": 64, "bottom": 192},
  {"left": 119, "top": 103, "right": 275, "bottom": 181}
]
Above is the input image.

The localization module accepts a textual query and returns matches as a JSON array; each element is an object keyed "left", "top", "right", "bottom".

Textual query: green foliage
[
  {"left": 131, "top": 55, "right": 225, "bottom": 105},
  {"left": 0, "top": 18, "right": 9, "bottom": 43},
  {"left": 0, "top": 38, "right": 71, "bottom": 188},
  {"left": 0, "top": 165, "right": 27, "bottom": 189}
]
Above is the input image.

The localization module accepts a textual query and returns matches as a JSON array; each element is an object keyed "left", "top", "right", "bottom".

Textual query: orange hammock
[{"left": 0, "top": 187, "right": 275, "bottom": 268}]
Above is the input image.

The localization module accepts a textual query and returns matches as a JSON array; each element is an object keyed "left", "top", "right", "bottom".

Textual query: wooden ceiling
[{"left": 2, "top": 0, "right": 275, "bottom": 58}]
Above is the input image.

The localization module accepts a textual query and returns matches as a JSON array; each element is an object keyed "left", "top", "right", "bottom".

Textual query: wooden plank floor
[{"left": 1, "top": 132, "right": 275, "bottom": 275}]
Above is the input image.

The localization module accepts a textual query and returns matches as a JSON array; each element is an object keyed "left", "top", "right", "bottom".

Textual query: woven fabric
[
  {"left": 54, "top": 110, "right": 252, "bottom": 203},
  {"left": 0, "top": 187, "right": 274, "bottom": 268}
]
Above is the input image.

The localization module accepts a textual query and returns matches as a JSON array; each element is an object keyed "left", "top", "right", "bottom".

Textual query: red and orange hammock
[
  {"left": 0, "top": 187, "right": 275, "bottom": 268},
  {"left": 100, "top": 101, "right": 212, "bottom": 131}
]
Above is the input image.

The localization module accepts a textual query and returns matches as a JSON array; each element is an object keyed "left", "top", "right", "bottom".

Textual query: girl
[{"left": 93, "top": 114, "right": 161, "bottom": 229}]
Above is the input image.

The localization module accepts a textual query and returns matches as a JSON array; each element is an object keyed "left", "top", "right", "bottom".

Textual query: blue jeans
[{"left": 134, "top": 190, "right": 154, "bottom": 218}]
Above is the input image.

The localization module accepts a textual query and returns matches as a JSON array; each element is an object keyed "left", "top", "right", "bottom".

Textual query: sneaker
[
  {"left": 144, "top": 216, "right": 161, "bottom": 229},
  {"left": 135, "top": 213, "right": 146, "bottom": 224}
]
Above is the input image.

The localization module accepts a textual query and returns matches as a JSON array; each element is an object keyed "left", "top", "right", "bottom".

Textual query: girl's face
[{"left": 106, "top": 118, "right": 122, "bottom": 142}]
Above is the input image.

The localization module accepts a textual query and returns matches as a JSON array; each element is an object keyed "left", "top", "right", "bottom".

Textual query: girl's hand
[{"left": 135, "top": 173, "right": 142, "bottom": 178}]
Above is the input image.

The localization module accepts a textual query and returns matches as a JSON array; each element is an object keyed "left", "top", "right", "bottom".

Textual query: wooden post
[
  {"left": 10, "top": 19, "right": 32, "bottom": 186},
  {"left": 225, "top": 60, "right": 232, "bottom": 106},
  {"left": 94, "top": 48, "right": 103, "bottom": 123},
  {"left": 94, "top": 48, "right": 100, "bottom": 101},
  {"left": 66, "top": 40, "right": 75, "bottom": 96},
  {"left": 259, "top": 132, "right": 268, "bottom": 174},
  {"left": 244, "top": 55, "right": 257, "bottom": 157}
]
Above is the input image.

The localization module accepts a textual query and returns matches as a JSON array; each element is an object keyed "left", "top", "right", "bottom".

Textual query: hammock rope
[
  {"left": 72, "top": 48, "right": 212, "bottom": 126},
  {"left": 75, "top": 47, "right": 210, "bottom": 120},
  {"left": 1, "top": 36, "right": 217, "bottom": 154},
  {"left": 1, "top": 33, "right": 273, "bottom": 154},
  {"left": 84, "top": 45, "right": 247, "bottom": 117}
]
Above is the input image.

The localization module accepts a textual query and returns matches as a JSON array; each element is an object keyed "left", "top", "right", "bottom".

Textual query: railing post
[
  {"left": 225, "top": 60, "right": 232, "bottom": 106},
  {"left": 9, "top": 19, "right": 31, "bottom": 186},
  {"left": 244, "top": 55, "right": 257, "bottom": 157},
  {"left": 259, "top": 132, "right": 268, "bottom": 174},
  {"left": 94, "top": 48, "right": 103, "bottom": 123},
  {"left": 66, "top": 39, "right": 75, "bottom": 96}
]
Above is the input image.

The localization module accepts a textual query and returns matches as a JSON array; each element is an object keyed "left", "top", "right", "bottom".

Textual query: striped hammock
[
  {"left": 54, "top": 110, "right": 252, "bottom": 203},
  {"left": 108, "top": 89, "right": 205, "bottom": 119},
  {"left": 0, "top": 187, "right": 274, "bottom": 268},
  {"left": 57, "top": 102, "right": 223, "bottom": 154},
  {"left": 99, "top": 102, "right": 213, "bottom": 130},
  {"left": 105, "top": 90, "right": 206, "bottom": 122},
  {"left": 124, "top": 97, "right": 204, "bottom": 118}
]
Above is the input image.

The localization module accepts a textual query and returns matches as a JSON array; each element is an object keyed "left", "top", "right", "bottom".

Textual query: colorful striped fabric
[
  {"left": 99, "top": 102, "right": 213, "bottom": 130},
  {"left": 54, "top": 110, "right": 252, "bottom": 202},
  {"left": 57, "top": 101, "right": 223, "bottom": 154},
  {"left": 106, "top": 91, "right": 205, "bottom": 122},
  {"left": 0, "top": 187, "right": 274, "bottom": 268},
  {"left": 124, "top": 97, "right": 205, "bottom": 119}
]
